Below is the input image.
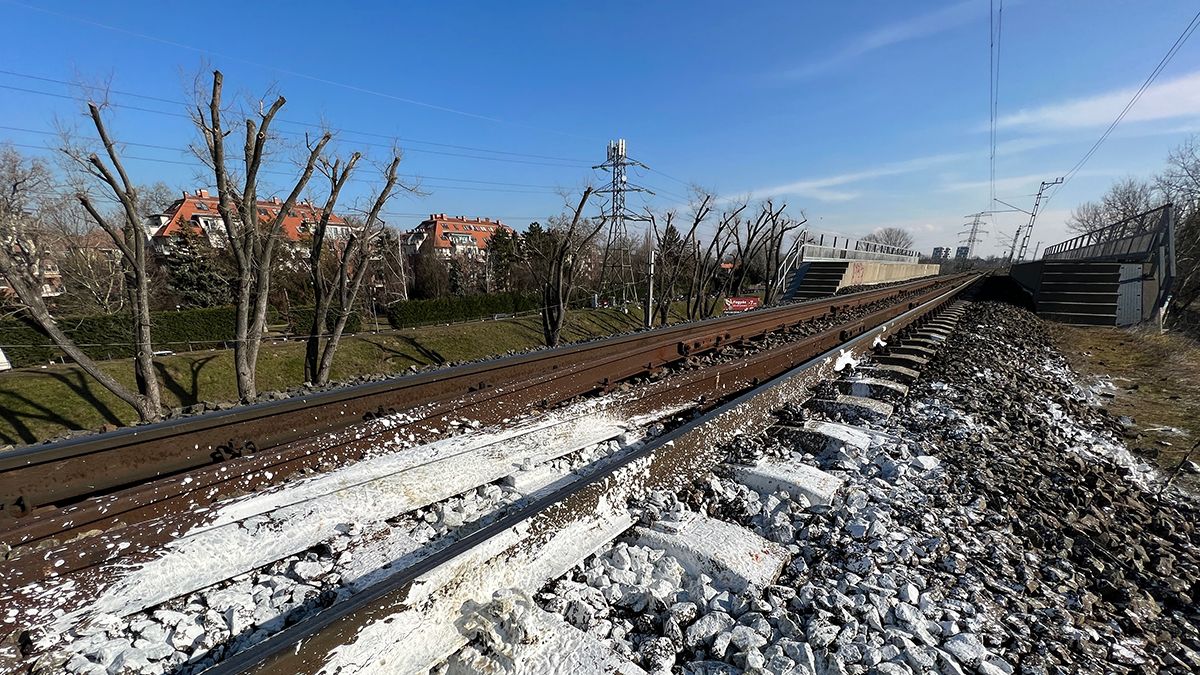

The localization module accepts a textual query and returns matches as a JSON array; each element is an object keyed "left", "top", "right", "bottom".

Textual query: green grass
[{"left": 0, "top": 308, "right": 650, "bottom": 446}]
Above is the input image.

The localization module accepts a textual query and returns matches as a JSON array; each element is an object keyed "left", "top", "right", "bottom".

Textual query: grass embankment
[
  {"left": 0, "top": 308, "right": 650, "bottom": 446},
  {"left": 1051, "top": 324, "right": 1200, "bottom": 485}
]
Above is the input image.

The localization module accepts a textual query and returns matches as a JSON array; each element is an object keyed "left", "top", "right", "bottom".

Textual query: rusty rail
[
  {"left": 0, "top": 275, "right": 961, "bottom": 520},
  {"left": 213, "top": 274, "right": 980, "bottom": 675}
]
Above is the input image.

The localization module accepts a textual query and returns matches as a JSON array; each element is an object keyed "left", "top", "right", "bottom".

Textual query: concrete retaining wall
[{"left": 836, "top": 261, "right": 941, "bottom": 288}]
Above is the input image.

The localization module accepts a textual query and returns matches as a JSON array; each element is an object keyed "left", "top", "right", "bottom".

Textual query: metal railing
[
  {"left": 800, "top": 233, "right": 919, "bottom": 263},
  {"left": 1043, "top": 205, "right": 1172, "bottom": 262},
  {"left": 1041, "top": 204, "right": 1176, "bottom": 321}
]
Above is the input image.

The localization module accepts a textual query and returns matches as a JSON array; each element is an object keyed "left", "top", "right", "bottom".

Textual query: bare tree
[
  {"left": 647, "top": 193, "right": 712, "bottom": 327},
  {"left": 0, "top": 139, "right": 162, "bottom": 422},
  {"left": 305, "top": 153, "right": 404, "bottom": 385},
  {"left": 761, "top": 203, "right": 807, "bottom": 306},
  {"left": 862, "top": 226, "right": 914, "bottom": 250},
  {"left": 686, "top": 203, "right": 743, "bottom": 320},
  {"left": 522, "top": 188, "right": 606, "bottom": 347},
  {"left": 194, "top": 70, "right": 330, "bottom": 400},
  {"left": 1067, "top": 177, "right": 1156, "bottom": 236},
  {"left": 64, "top": 103, "right": 165, "bottom": 419},
  {"left": 729, "top": 201, "right": 781, "bottom": 296},
  {"left": 1157, "top": 137, "right": 1200, "bottom": 321}
]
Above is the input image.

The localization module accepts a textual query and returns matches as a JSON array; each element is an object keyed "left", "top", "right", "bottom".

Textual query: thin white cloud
[
  {"left": 739, "top": 152, "right": 967, "bottom": 203},
  {"left": 941, "top": 172, "right": 1064, "bottom": 194},
  {"left": 784, "top": 0, "right": 981, "bottom": 79},
  {"left": 998, "top": 70, "right": 1200, "bottom": 130}
]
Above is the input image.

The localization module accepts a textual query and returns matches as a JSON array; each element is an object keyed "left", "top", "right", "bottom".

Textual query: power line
[
  {"left": 6, "top": 143, "right": 566, "bottom": 198},
  {"left": 0, "top": 68, "right": 592, "bottom": 163},
  {"left": 4, "top": 0, "right": 597, "bottom": 141},
  {"left": 1048, "top": 8, "right": 1200, "bottom": 200},
  {"left": 0, "top": 126, "right": 574, "bottom": 191},
  {"left": 0, "top": 79, "right": 592, "bottom": 169},
  {"left": 988, "top": 0, "right": 1004, "bottom": 215}
]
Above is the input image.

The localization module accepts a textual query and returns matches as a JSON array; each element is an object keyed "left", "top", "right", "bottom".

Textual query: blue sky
[{"left": 2, "top": 0, "right": 1198, "bottom": 256}]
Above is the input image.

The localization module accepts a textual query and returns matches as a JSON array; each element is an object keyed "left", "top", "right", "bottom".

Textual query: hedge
[
  {"left": 284, "top": 306, "right": 363, "bottom": 336},
  {"left": 0, "top": 306, "right": 237, "bottom": 368},
  {"left": 386, "top": 292, "right": 540, "bottom": 328}
]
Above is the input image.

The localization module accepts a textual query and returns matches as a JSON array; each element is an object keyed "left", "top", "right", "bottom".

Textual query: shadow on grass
[
  {"left": 0, "top": 388, "right": 81, "bottom": 445},
  {"left": 357, "top": 337, "right": 426, "bottom": 368},
  {"left": 0, "top": 368, "right": 124, "bottom": 444},
  {"left": 395, "top": 336, "right": 447, "bottom": 365},
  {"left": 155, "top": 355, "right": 218, "bottom": 407}
]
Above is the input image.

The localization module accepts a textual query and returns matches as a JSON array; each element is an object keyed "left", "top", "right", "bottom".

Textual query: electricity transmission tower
[
  {"left": 959, "top": 212, "right": 988, "bottom": 259},
  {"left": 593, "top": 139, "right": 653, "bottom": 305},
  {"left": 1015, "top": 178, "right": 1063, "bottom": 262}
]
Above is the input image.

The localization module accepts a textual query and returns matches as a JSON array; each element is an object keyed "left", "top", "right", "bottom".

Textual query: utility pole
[
  {"left": 1032, "top": 240, "right": 1043, "bottom": 260},
  {"left": 594, "top": 139, "right": 653, "bottom": 306},
  {"left": 1016, "top": 178, "right": 1063, "bottom": 262},
  {"left": 644, "top": 248, "right": 655, "bottom": 328}
]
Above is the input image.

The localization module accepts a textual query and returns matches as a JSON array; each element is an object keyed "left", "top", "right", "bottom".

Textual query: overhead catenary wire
[
  {"left": 1046, "top": 8, "right": 1200, "bottom": 201},
  {"left": 987, "top": 0, "right": 1004, "bottom": 215}
]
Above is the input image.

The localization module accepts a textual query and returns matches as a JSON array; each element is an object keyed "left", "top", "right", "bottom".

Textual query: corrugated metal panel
[{"left": 1116, "top": 263, "right": 1143, "bottom": 326}]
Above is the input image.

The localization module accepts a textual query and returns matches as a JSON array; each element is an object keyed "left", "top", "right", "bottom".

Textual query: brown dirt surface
[{"left": 1051, "top": 323, "right": 1200, "bottom": 490}]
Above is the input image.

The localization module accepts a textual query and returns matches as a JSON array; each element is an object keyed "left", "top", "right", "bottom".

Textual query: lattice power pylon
[
  {"left": 593, "top": 139, "right": 653, "bottom": 304},
  {"left": 959, "top": 212, "right": 988, "bottom": 259}
]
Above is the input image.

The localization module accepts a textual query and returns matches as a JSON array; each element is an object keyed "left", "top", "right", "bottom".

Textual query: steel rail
[
  {"left": 0, "top": 275, "right": 959, "bottom": 519},
  {"left": 0, "top": 276, "right": 969, "bottom": 646},
  {"left": 0, "top": 277, "right": 962, "bottom": 588},
  {"left": 205, "top": 274, "right": 979, "bottom": 675}
]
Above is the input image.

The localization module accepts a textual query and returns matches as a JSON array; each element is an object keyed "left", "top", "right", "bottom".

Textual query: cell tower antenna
[
  {"left": 593, "top": 139, "right": 654, "bottom": 304},
  {"left": 1015, "top": 178, "right": 1063, "bottom": 262}
]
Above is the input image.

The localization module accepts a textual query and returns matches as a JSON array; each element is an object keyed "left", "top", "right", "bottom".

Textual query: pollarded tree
[
  {"left": 647, "top": 192, "right": 712, "bottom": 326},
  {"left": 0, "top": 121, "right": 164, "bottom": 423},
  {"left": 521, "top": 188, "right": 606, "bottom": 347},
  {"left": 194, "top": 70, "right": 330, "bottom": 401},
  {"left": 305, "top": 153, "right": 404, "bottom": 386}
]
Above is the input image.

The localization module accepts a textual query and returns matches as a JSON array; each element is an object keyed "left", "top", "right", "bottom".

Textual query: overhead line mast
[{"left": 1013, "top": 178, "right": 1062, "bottom": 262}]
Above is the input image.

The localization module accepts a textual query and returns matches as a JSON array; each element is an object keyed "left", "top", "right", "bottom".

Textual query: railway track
[
  {"left": 204, "top": 276, "right": 977, "bottom": 675},
  {"left": 0, "top": 275, "right": 961, "bottom": 521},
  {"left": 1, "top": 274, "right": 978, "bottom": 674}
]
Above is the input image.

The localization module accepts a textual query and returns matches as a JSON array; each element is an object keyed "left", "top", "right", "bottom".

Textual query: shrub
[
  {"left": 284, "top": 306, "right": 363, "bottom": 336},
  {"left": 386, "top": 292, "right": 540, "bottom": 328},
  {"left": 0, "top": 306, "right": 237, "bottom": 368}
]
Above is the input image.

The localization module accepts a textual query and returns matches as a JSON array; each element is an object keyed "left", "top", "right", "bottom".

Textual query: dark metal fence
[{"left": 1044, "top": 205, "right": 1173, "bottom": 262}]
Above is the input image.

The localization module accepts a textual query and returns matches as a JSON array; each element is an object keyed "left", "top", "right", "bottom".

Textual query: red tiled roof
[
  {"left": 416, "top": 213, "right": 512, "bottom": 250},
  {"left": 153, "top": 190, "right": 346, "bottom": 241}
]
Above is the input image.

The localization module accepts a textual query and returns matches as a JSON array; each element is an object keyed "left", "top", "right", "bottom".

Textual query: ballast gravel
[{"left": 527, "top": 299, "right": 1200, "bottom": 675}]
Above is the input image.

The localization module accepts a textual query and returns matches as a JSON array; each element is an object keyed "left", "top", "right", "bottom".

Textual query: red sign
[{"left": 723, "top": 296, "right": 761, "bottom": 313}]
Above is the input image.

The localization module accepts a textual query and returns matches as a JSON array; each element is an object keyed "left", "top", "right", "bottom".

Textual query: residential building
[
  {"left": 147, "top": 189, "right": 350, "bottom": 251},
  {"left": 401, "top": 214, "right": 512, "bottom": 261},
  {"left": 931, "top": 246, "right": 951, "bottom": 260},
  {"left": 955, "top": 246, "right": 971, "bottom": 259}
]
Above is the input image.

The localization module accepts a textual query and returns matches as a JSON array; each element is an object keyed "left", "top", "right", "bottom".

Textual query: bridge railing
[
  {"left": 801, "top": 233, "right": 919, "bottom": 263},
  {"left": 1043, "top": 205, "right": 1172, "bottom": 263}
]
